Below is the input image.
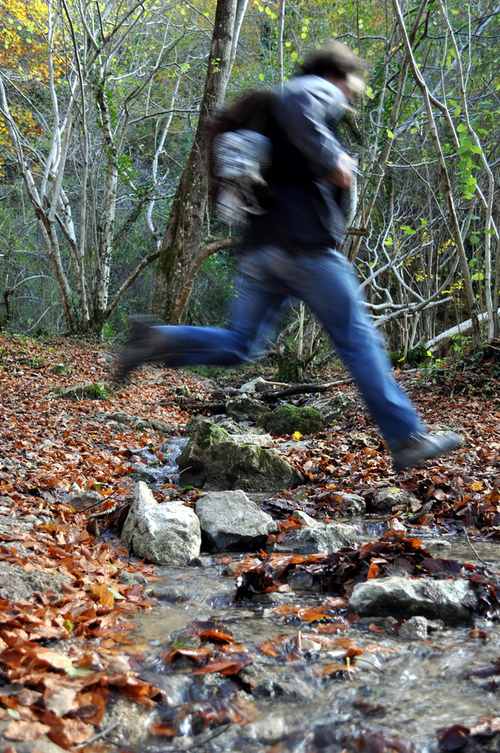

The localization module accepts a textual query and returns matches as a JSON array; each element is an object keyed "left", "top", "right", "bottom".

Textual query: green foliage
[
  {"left": 187, "top": 251, "right": 237, "bottom": 328},
  {"left": 389, "top": 347, "right": 433, "bottom": 368}
]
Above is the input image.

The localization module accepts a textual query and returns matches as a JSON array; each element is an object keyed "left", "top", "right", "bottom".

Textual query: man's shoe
[
  {"left": 116, "top": 317, "right": 169, "bottom": 383},
  {"left": 392, "top": 431, "right": 462, "bottom": 473}
]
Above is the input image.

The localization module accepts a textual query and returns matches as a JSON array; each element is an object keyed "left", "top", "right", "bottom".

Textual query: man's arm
[{"left": 275, "top": 76, "right": 354, "bottom": 186}]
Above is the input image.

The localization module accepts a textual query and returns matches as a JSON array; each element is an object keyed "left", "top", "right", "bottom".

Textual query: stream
[
  {"left": 105, "top": 531, "right": 500, "bottom": 753},
  {"left": 104, "top": 434, "right": 500, "bottom": 752}
]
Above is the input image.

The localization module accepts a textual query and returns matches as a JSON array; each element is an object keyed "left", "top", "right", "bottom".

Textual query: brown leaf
[
  {"left": 193, "top": 653, "right": 253, "bottom": 676},
  {"left": 366, "top": 562, "right": 380, "bottom": 580},
  {"left": 89, "top": 584, "right": 115, "bottom": 608},
  {"left": 149, "top": 721, "right": 178, "bottom": 737},
  {"left": 3, "top": 721, "right": 51, "bottom": 742},
  {"left": 46, "top": 718, "right": 94, "bottom": 748},
  {"left": 437, "top": 725, "right": 470, "bottom": 751},
  {"left": 32, "top": 647, "right": 73, "bottom": 670},
  {"left": 44, "top": 687, "right": 78, "bottom": 716}
]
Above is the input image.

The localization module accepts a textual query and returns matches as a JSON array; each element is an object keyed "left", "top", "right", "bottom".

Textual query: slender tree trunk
[
  {"left": 392, "top": 0, "right": 480, "bottom": 346},
  {"left": 151, "top": 0, "right": 238, "bottom": 324}
]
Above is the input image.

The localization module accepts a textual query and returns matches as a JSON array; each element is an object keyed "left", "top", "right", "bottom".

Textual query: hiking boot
[
  {"left": 116, "top": 317, "right": 170, "bottom": 383},
  {"left": 392, "top": 431, "right": 462, "bottom": 473}
]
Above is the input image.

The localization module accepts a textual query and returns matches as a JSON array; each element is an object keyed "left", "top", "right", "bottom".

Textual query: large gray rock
[
  {"left": 177, "top": 419, "right": 305, "bottom": 492},
  {"left": 308, "top": 393, "right": 352, "bottom": 424},
  {"left": 348, "top": 575, "right": 472, "bottom": 623},
  {"left": 122, "top": 481, "right": 201, "bottom": 565},
  {"left": 196, "top": 490, "right": 278, "bottom": 552},
  {"left": 272, "top": 522, "right": 357, "bottom": 554},
  {"left": 226, "top": 395, "right": 270, "bottom": 422},
  {"left": 0, "top": 561, "right": 70, "bottom": 602}
]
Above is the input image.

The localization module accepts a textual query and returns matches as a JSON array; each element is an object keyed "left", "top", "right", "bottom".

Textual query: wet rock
[
  {"left": 67, "top": 489, "right": 102, "bottom": 511},
  {"left": 426, "top": 540, "right": 452, "bottom": 552},
  {"left": 253, "top": 590, "right": 294, "bottom": 605},
  {"left": 292, "top": 510, "right": 318, "bottom": 526},
  {"left": 226, "top": 395, "right": 270, "bottom": 422},
  {"left": 271, "top": 522, "right": 357, "bottom": 554},
  {"left": 96, "top": 695, "right": 153, "bottom": 751},
  {"left": 196, "top": 490, "right": 277, "bottom": 552},
  {"left": 117, "top": 570, "right": 148, "bottom": 586},
  {"left": 385, "top": 518, "right": 406, "bottom": 533},
  {"left": 121, "top": 481, "right": 201, "bottom": 565},
  {"left": 370, "top": 486, "right": 421, "bottom": 513},
  {"left": 399, "top": 615, "right": 428, "bottom": 640},
  {"left": 288, "top": 569, "right": 315, "bottom": 590},
  {"left": 332, "top": 491, "right": 366, "bottom": 516},
  {"left": 258, "top": 404, "right": 324, "bottom": 436},
  {"left": 195, "top": 416, "right": 267, "bottom": 436},
  {"left": 177, "top": 420, "right": 305, "bottom": 492},
  {"left": 128, "top": 445, "right": 176, "bottom": 485},
  {"left": 308, "top": 393, "right": 352, "bottom": 424},
  {"left": 348, "top": 575, "right": 472, "bottom": 623},
  {"left": 244, "top": 713, "right": 289, "bottom": 744}
]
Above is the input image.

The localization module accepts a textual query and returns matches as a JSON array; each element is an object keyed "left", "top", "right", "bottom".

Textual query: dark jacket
[{"left": 242, "top": 75, "right": 350, "bottom": 252}]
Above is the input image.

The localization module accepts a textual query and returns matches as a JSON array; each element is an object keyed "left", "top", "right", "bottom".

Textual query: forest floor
[{"left": 1, "top": 332, "right": 500, "bottom": 752}]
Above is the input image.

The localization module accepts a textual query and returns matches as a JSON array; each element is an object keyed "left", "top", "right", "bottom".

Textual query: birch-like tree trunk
[{"left": 391, "top": 0, "right": 481, "bottom": 346}]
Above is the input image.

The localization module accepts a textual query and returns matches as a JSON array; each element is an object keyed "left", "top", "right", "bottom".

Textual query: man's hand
[{"left": 328, "top": 153, "right": 356, "bottom": 189}]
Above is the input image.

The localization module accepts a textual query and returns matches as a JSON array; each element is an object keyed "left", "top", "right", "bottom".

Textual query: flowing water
[{"left": 119, "top": 535, "right": 500, "bottom": 753}]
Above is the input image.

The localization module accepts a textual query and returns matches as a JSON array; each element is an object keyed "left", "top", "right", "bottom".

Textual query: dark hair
[{"left": 300, "top": 40, "right": 367, "bottom": 80}]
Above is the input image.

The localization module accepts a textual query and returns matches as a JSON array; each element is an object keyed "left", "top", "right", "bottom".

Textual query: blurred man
[{"left": 118, "top": 41, "right": 461, "bottom": 472}]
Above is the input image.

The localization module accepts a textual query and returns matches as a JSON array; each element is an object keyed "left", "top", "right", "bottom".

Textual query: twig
[
  {"left": 88, "top": 503, "right": 122, "bottom": 520},
  {"left": 185, "top": 723, "right": 231, "bottom": 749},
  {"left": 75, "top": 721, "right": 120, "bottom": 748},
  {"left": 79, "top": 489, "right": 126, "bottom": 513},
  {"left": 463, "top": 528, "right": 492, "bottom": 567}
]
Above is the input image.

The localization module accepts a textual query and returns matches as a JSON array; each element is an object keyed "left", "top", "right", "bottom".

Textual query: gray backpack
[{"left": 212, "top": 129, "right": 272, "bottom": 224}]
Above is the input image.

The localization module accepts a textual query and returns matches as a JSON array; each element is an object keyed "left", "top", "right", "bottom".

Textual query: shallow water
[{"left": 126, "top": 536, "right": 500, "bottom": 753}]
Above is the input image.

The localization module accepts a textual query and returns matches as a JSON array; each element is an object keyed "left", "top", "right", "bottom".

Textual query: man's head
[{"left": 300, "top": 41, "right": 367, "bottom": 99}]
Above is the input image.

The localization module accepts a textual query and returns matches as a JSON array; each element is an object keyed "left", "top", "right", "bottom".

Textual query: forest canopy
[{"left": 0, "top": 0, "right": 499, "bottom": 361}]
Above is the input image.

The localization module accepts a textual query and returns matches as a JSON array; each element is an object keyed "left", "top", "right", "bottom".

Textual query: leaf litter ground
[{"left": 1, "top": 334, "right": 500, "bottom": 751}]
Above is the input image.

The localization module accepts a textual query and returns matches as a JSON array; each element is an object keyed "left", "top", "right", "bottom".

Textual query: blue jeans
[{"left": 157, "top": 247, "right": 423, "bottom": 448}]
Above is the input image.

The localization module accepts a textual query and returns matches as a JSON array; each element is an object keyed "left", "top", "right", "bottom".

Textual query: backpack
[{"left": 209, "top": 90, "right": 278, "bottom": 224}]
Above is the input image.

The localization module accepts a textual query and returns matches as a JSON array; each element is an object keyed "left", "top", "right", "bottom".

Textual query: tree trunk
[
  {"left": 392, "top": 0, "right": 481, "bottom": 347},
  {"left": 151, "top": 0, "right": 238, "bottom": 324}
]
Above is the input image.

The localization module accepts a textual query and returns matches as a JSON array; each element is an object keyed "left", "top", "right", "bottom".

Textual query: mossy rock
[
  {"left": 54, "top": 382, "right": 112, "bottom": 400},
  {"left": 258, "top": 404, "right": 324, "bottom": 435},
  {"left": 189, "top": 419, "right": 232, "bottom": 449},
  {"left": 178, "top": 440, "right": 305, "bottom": 492},
  {"left": 177, "top": 418, "right": 305, "bottom": 492}
]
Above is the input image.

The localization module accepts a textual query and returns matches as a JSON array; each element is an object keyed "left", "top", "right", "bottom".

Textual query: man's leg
[
  {"left": 273, "top": 249, "right": 460, "bottom": 466},
  {"left": 117, "top": 253, "right": 285, "bottom": 380}
]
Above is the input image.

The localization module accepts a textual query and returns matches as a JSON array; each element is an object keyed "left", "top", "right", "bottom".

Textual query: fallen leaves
[
  {"left": 160, "top": 620, "right": 253, "bottom": 679},
  {"left": 3, "top": 720, "right": 51, "bottom": 742}
]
